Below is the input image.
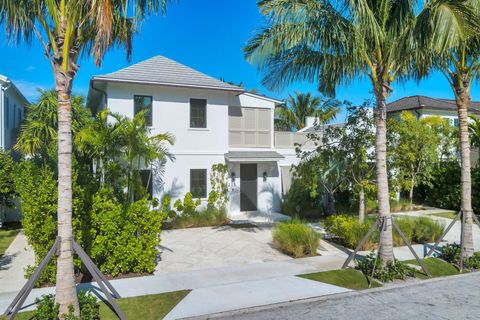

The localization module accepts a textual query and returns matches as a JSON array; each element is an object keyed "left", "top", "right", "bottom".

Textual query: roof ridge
[{"left": 96, "top": 55, "right": 244, "bottom": 91}]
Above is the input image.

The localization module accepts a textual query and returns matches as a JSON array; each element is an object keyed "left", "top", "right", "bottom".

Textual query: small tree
[
  {"left": 389, "top": 112, "right": 444, "bottom": 203},
  {"left": 337, "top": 105, "right": 376, "bottom": 223}
]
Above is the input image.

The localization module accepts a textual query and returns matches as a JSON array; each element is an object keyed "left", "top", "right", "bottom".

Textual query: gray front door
[{"left": 240, "top": 163, "right": 257, "bottom": 211}]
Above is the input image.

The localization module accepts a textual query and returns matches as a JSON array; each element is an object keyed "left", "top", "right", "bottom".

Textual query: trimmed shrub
[
  {"left": 15, "top": 162, "right": 58, "bottom": 283},
  {"left": 273, "top": 218, "right": 320, "bottom": 258},
  {"left": 90, "top": 189, "right": 165, "bottom": 276}
]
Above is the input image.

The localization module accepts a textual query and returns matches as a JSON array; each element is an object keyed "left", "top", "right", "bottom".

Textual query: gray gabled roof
[
  {"left": 92, "top": 55, "right": 244, "bottom": 92},
  {"left": 387, "top": 95, "right": 480, "bottom": 114}
]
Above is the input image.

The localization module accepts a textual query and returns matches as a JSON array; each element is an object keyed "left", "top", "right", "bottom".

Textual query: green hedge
[{"left": 416, "top": 161, "right": 479, "bottom": 213}]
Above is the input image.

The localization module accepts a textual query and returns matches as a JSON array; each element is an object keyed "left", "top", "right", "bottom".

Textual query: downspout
[
  {"left": 89, "top": 79, "right": 108, "bottom": 114},
  {"left": 0, "top": 80, "right": 11, "bottom": 150}
]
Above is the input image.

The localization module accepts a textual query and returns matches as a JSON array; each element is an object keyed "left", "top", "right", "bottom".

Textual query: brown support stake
[
  {"left": 4, "top": 237, "right": 60, "bottom": 319},
  {"left": 391, "top": 219, "right": 432, "bottom": 278},
  {"left": 72, "top": 241, "right": 125, "bottom": 320},
  {"left": 72, "top": 240, "right": 120, "bottom": 298},
  {"left": 342, "top": 219, "right": 379, "bottom": 269},
  {"left": 426, "top": 211, "right": 461, "bottom": 257},
  {"left": 472, "top": 213, "right": 480, "bottom": 230}
]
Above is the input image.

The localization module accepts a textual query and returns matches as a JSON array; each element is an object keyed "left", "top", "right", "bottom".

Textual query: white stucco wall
[{"left": 101, "top": 82, "right": 299, "bottom": 215}]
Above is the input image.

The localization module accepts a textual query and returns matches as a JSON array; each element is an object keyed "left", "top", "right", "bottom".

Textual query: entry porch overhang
[{"left": 224, "top": 151, "right": 285, "bottom": 162}]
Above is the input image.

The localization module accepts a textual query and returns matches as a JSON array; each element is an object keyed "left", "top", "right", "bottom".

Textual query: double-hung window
[
  {"left": 190, "top": 169, "right": 207, "bottom": 198},
  {"left": 134, "top": 95, "right": 152, "bottom": 126},
  {"left": 190, "top": 99, "right": 207, "bottom": 128}
]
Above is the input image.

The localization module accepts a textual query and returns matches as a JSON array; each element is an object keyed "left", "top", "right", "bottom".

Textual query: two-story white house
[
  {"left": 0, "top": 74, "right": 28, "bottom": 225},
  {"left": 87, "top": 55, "right": 311, "bottom": 220}
]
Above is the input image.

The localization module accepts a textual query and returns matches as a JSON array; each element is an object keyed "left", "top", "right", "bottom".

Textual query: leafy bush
[
  {"left": 29, "top": 291, "right": 99, "bottom": 320},
  {"left": 324, "top": 215, "right": 375, "bottom": 249},
  {"left": 169, "top": 206, "right": 229, "bottom": 229},
  {"left": 280, "top": 179, "right": 321, "bottom": 219},
  {"left": 325, "top": 215, "right": 444, "bottom": 250},
  {"left": 440, "top": 243, "right": 480, "bottom": 269},
  {"left": 30, "top": 294, "right": 59, "bottom": 319},
  {"left": 356, "top": 252, "right": 414, "bottom": 282},
  {"left": 173, "top": 192, "right": 201, "bottom": 215},
  {"left": 272, "top": 218, "right": 320, "bottom": 258},
  {"left": 416, "top": 161, "right": 480, "bottom": 213},
  {"left": 90, "top": 189, "right": 165, "bottom": 276},
  {"left": 15, "top": 162, "right": 58, "bottom": 283}
]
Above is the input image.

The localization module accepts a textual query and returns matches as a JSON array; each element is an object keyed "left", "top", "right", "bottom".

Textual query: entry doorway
[{"left": 240, "top": 163, "right": 257, "bottom": 211}]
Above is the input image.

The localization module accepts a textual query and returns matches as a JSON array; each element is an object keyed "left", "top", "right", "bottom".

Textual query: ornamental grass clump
[{"left": 273, "top": 218, "right": 320, "bottom": 258}]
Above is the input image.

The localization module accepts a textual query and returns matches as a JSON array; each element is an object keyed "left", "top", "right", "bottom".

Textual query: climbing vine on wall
[{"left": 210, "top": 163, "right": 228, "bottom": 209}]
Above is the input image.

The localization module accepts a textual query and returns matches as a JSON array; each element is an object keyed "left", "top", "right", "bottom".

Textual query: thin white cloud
[
  {"left": 25, "top": 65, "right": 36, "bottom": 71},
  {"left": 12, "top": 79, "right": 48, "bottom": 102}
]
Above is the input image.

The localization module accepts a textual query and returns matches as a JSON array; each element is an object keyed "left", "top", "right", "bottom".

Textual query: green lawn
[
  {"left": 404, "top": 257, "right": 460, "bottom": 279},
  {"left": 6, "top": 290, "right": 190, "bottom": 320},
  {"left": 0, "top": 222, "right": 22, "bottom": 257},
  {"left": 299, "top": 268, "right": 382, "bottom": 290}
]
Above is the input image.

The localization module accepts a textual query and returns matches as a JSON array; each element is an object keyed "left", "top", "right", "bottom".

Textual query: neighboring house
[
  {"left": 387, "top": 95, "right": 480, "bottom": 165},
  {"left": 0, "top": 74, "right": 28, "bottom": 225},
  {"left": 387, "top": 95, "right": 480, "bottom": 126},
  {"left": 0, "top": 75, "right": 28, "bottom": 151},
  {"left": 87, "top": 55, "right": 312, "bottom": 219}
]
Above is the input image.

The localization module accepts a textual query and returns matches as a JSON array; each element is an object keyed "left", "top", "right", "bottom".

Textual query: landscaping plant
[
  {"left": 325, "top": 215, "right": 444, "bottom": 250},
  {"left": 273, "top": 218, "right": 320, "bottom": 258},
  {"left": 356, "top": 252, "right": 414, "bottom": 282}
]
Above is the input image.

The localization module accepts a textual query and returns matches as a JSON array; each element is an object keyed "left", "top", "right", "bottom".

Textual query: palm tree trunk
[
  {"left": 358, "top": 185, "right": 365, "bottom": 224},
  {"left": 456, "top": 88, "right": 474, "bottom": 258},
  {"left": 375, "top": 86, "right": 394, "bottom": 263},
  {"left": 55, "top": 71, "right": 79, "bottom": 315}
]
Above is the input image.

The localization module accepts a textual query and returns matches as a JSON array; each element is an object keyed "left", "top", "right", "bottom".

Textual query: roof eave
[{"left": 92, "top": 76, "right": 245, "bottom": 93}]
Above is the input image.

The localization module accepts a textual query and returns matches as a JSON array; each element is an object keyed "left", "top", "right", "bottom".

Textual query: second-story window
[
  {"left": 134, "top": 95, "right": 152, "bottom": 126},
  {"left": 190, "top": 98, "right": 207, "bottom": 128}
]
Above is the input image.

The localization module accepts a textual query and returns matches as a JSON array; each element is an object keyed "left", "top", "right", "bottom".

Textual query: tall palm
[
  {"left": 0, "top": 0, "right": 166, "bottom": 314},
  {"left": 275, "top": 91, "right": 339, "bottom": 131},
  {"left": 469, "top": 115, "right": 480, "bottom": 167},
  {"left": 245, "top": 0, "right": 471, "bottom": 263},
  {"left": 119, "top": 110, "right": 175, "bottom": 201},
  {"left": 418, "top": 1, "right": 480, "bottom": 257}
]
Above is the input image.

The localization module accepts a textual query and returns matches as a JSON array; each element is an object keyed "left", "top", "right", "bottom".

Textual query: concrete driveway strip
[
  {"left": 164, "top": 276, "right": 351, "bottom": 320},
  {"left": 204, "top": 272, "right": 480, "bottom": 320}
]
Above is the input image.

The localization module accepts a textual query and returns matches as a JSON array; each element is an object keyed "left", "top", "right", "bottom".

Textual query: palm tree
[
  {"left": 16, "top": 89, "right": 91, "bottom": 157},
  {"left": 418, "top": 1, "right": 480, "bottom": 257},
  {"left": 245, "top": 0, "right": 471, "bottom": 263},
  {"left": 0, "top": 0, "right": 166, "bottom": 314},
  {"left": 119, "top": 110, "right": 174, "bottom": 201},
  {"left": 469, "top": 115, "right": 480, "bottom": 167},
  {"left": 275, "top": 91, "right": 339, "bottom": 131}
]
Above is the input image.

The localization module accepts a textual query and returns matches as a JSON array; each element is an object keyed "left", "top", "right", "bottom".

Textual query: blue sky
[{"left": 0, "top": 0, "right": 479, "bottom": 123}]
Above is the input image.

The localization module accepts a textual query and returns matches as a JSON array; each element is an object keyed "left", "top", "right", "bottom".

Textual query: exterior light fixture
[
  {"left": 231, "top": 172, "right": 236, "bottom": 185},
  {"left": 263, "top": 171, "right": 267, "bottom": 182}
]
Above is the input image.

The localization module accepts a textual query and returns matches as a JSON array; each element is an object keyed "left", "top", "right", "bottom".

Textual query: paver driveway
[{"left": 155, "top": 225, "right": 292, "bottom": 274}]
